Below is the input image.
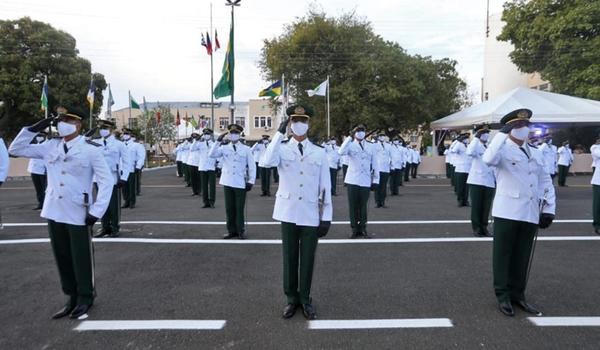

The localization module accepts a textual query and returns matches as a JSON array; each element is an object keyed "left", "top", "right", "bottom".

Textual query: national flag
[
  {"left": 107, "top": 85, "right": 114, "bottom": 115},
  {"left": 201, "top": 33, "right": 211, "bottom": 55},
  {"left": 86, "top": 76, "right": 95, "bottom": 107},
  {"left": 213, "top": 17, "right": 234, "bottom": 99},
  {"left": 176, "top": 109, "right": 181, "bottom": 126},
  {"left": 156, "top": 111, "right": 161, "bottom": 124},
  {"left": 206, "top": 32, "right": 213, "bottom": 55},
  {"left": 40, "top": 76, "right": 49, "bottom": 112},
  {"left": 214, "top": 30, "right": 221, "bottom": 51},
  {"left": 306, "top": 78, "right": 329, "bottom": 97},
  {"left": 130, "top": 95, "right": 140, "bottom": 109},
  {"left": 258, "top": 80, "right": 282, "bottom": 97},
  {"left": 190, "top": 115, "right": 198, "bottom": 129},
  {"left": 184, "top": 111, "right": 189, "bottom": 126},
  {"left": 200, "top": 119, "right": 208, "bottom": 128}
]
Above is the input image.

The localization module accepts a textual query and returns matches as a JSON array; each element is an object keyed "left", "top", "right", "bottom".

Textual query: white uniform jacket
[
  {"left": 174, "top": 143, "right": 184, "bottom": 162},
  {"left": 590, "top": 144, "right": 600, "bottom": 170},
  {"left": 325, "top": 144, "right": 341, "bottom": 169},
  {"left": 591, "top": 145, "right": 600, "bottom": 186},
  {"left": 538, "top": 143, "right": 558, "bottom": 175},
  {"left": 28, "top": 158, "right": 46, "bottom": 175},
  {"left": 261, "top": 132, "right": 333, "bottom": 226},
  {"left": 466, "top": 138, "right": 495, "bottom": 188},
  {"left": 338, "top": 137, "right": 380, "bottom": 187},
  {"left": 122, "top": 141, "right": 138, "bottom": 173},
  {"left": 411, "top": 149, "right": 421, "bottom": 164},
  {"left": 390, "top": 144, "right": 405, "bottom": 170},
  {"left": 0, "top": 138, "right": 9, "bottom": 182},
  {"left": 444, "top": 148, "right": 450, "bottom": 163},
  {"left": 180, "top": 142, "right": 191, "bottom": 164},
  {"left": 98, "top": 135, "right": 132, "bottom": 184},
  {"left": 482, "top": 133, "right": 556, "bottom": 224},
  {"left": 188, "top": 140, "right": 202, "bottom": 167},
  {"left": 134, "top": 142, "right": 146, "bottom": 169},
  {"left": 375, "top": 142, "right": 392, "bottom": 173},
  {"left": 452, "top": 141, "right": 471, "bottom": 173},
  {"left": 557, "top": 146, "right": 573, "bottom": 166},
  {"left": 9, "top": 128, "right": 113, "bottom": 225},
  {"left": 209, "top": 141, "right": 256, "bottom": 189},
  {"left": 198, "top": 139, "right": 217, "bottom": 171},
  {"left": 251, "top": 142, "right": 267, "bottom": 165},
  {"left": 448, "top": 140, "right": 458, "bottom": 166}
]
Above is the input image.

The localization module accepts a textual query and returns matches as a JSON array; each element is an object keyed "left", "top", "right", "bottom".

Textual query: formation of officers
[{"left": 2, "top": 103, "right": 599, "bottom": 321}]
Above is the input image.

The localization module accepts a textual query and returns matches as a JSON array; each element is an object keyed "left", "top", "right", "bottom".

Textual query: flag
[
  {"left": 176, "top": 109, "right": 181, "bottom": 126},
  {"left": 306, "top": 78, "right": 328, "bottom": 97},
  {"left": 206, "top": 31, "right": 213, "bottom": 55},
  {"left": 213, "top": 17, "right": 234, "bottom": 99},
  {"left": 130, "top": 95, "right": 140, "bottom": 109},
  {"left": 190, "top": 115, "right": 198, "bottom": 129},
  {"left": 201, "top": 33, "right": 211, "bottom": 55},
  {"left": 214, "top": 29, "right": 221, "bottom": 51},
  {"left": 40, "top": 76, "right": 48, "bottom": 112},
  {"left": 86, "top": 76, "right": 95, "bottom": 107},
  {"left": 258, "top": 80, "right": 282, "bottom": 97},
  {"left": 200, "top": 118, "right": 208, "bottom": 128},
  {"left": 156, "top": 111, "right": 161, "bottom": 124},
  {"left": 107, "top": 85, "right": 114, "bottom": 115},
  {"left": 184, "top": 111, "right": 189, "bottom": 126}
]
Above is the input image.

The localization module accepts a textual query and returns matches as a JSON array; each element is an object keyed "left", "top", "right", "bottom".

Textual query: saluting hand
[
  {"left": 217, "top": 133, "right": 226, "bottom": 142},
  {"left": 28, "top": 118, "right": 54, "bottom": 133},
  {"left": 499, "top": 124, "right": 515, "bottom": 134},
  {"left": 278, "top": 117, "right": 289, "bottom": 134}
]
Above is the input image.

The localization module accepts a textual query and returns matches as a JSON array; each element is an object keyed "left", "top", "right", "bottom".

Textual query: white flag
[{"left": 306, "top": 78, "right": 328, "bottom": 97}]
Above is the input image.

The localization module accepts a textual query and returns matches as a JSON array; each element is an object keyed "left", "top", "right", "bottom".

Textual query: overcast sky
[{"left": 2, "top": 0, "right": 506, "bottom": 112}]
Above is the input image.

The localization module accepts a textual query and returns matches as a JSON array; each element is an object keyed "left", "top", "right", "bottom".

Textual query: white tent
[{"left": 431, "top": 87, "right": 600, "bottom": 130}]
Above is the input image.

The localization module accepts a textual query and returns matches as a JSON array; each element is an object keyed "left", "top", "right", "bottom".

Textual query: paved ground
[{"left": 1, "top": 168, "right": 599, "bottom": 349}]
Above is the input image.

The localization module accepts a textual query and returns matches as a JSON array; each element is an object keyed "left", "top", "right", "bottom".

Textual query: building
[{"left": 481, "top": 13, "right": 551, "bottom": 102}]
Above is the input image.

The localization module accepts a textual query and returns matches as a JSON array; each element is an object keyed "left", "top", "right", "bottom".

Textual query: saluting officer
[
  {"left": 174, "top": 140, "right": 185, "bottom": 177},
  {"left": 452, "top": 133, "right": 472, "bottom": 207},
  {"left": 538, "top": 136, "right": 558, "bottom": 179},
  {"left": 132, "top": 137, "right": 146, "bottom": 196},
  {"left": 93, "top": 119, "right": 132, "bottom": 238},
  {"left": 466, "top": 125, "right": 494, "bottom": 237},
  {"left": 253, "top": 135, "right": 271, "bottom": 196},
  {"left": 8, "top": 106, "right": 113, "bottom": 319},
  {"left": 339, "top": 124, "right": 380, "bottom": 238},
  {"left": 325, "top": 136, "right": 341, "bottom": 196},
  {"left": 121, "top": 128, "right": 138, "bottom": 208},
  {"left": 188, "top": 131, "right": 202, "bottom": 196},
  {"left": 28, "top": 132, "right": 48, "bottom": 210},
  {"left": 198, "top": 128, "right": 217, "bottom": 208},
  {"left": 482, "top": 108, "right": 556, "bottom": 317},
  {"left": 209, "top": 124, "right": 256, "bottom": 239},
  {"left": 557, "top": 141, "right": 573, "bottom": 187},
  {"left": 374, "top": 133, "right": 392, "bottom": 208},
  {"left": 389, "top": 136, "right": 405, "bottom": 195},
  {"left": 261, "top": 105, "right": 332, "bottom": 320},
  {"left": 591, "top": 138, "right": 600, "bottom": 235}
]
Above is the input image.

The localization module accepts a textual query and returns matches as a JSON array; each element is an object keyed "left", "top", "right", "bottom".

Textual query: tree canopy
[
  {"left": 0, "top": 17, "right": 106, "bottom": 139},
  {"left": 259, "top": 10, "right": 468, "bottom": 139},
  {"left": 499, "top": 0, "right": 600, "bottom": 100}
]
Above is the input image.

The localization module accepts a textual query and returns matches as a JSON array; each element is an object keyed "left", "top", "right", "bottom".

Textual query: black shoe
[
  {"left": 223, "top": 233, "right": 238, "bottom": 239},
  {"left": 267, "top": 193, "right": 271, "bottom": 197},
  {"left": 260, "top": 193, "right": 267, "bottom": 197},
  {"left": 302, "top": 304, "right": 317, "bottom": 320},
  {"left": 349, "top": 232, "right": 360, "bottom": 239},
  {"left": 238, "top": 231, "right": 247, "bottom": 240},
  {"left": 595, "top": 227, "right": 600, "bottom": 235},
  {"left": 121, "top": 203, "right": 130, "bottom": 209},
  {"left": 514, "top": 300, "right": 542, "bottom": 316},
  {"left": 498, "top": 301, "right": 515, "bottom": 316},
  {"left": 481, "top": 227, "right": 492, "bottom": 237},
  {"left": 210, "top": 203, "right": 215, "bottom": 208},
  {"left": 129, "top": 204, "right": 135, "bottom": 209},
  {"left": 472, "top": 230, "right": 482, "bottom": 237},
  {"left": 109, "top": 231, "right": 120, "bottom": 238},
  {"left": 362, "top": 231, "right": 372, "bottom": 239},
  {"left": 33, "top": 204, "right": 43, "bottom": 210},
  {"left": 52, "top": 304, "right": 76, "bottom": 319},
  {"left": 282, "top": 303, "right": 298, "bottom": 319},
  {"left": 376, "top": 203, "right": 382, "bottom": 208},
  {"left": 93, "top": 230, "right": 109, "bottom": 238},
  {"left": 202, "top": 204, "right": 210, "bottom": 208},
  {"left": 70, "top": 304, "right": 91, "bottom": 319}
]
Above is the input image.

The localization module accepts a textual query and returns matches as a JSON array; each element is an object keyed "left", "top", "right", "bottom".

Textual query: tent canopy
[{"left": 431, "top": 87, "right": 600, "bottom": 130}]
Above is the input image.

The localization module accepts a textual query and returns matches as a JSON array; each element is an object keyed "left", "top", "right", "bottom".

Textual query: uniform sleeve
[
  {"left": 338, "top": 136, "right": 355, "bottom": 156},
  {"left": 538, "top": 167, "right": 556, "bottom": 215},
  {"left": 246, "top": 148, "right": 256, "bottom": 184},
  {"left": 119, "top": 142, "right": 132, "bottom": 181},
  {"left": 319, "top": 150, "right": 333, "bottom": 221},
  {"left": 89, "top": 147, "right": 113, "bottom": 219},
  {"left": 208, "top": 141, "right": 223, "bottom": 158},
  {"left": 370, "top": 145, "right": 380, "bottom": 185},
  {"left": 261, "top": 132, "right": 284, "bottom": 168},
  {"left": 8, "top": 127, "right": 53, "bottom": 160},
  {"left": 136, "top": 144, "right": 146, "bottom": 169},
  {"left": 592, "top": 145, "right": 600, "bottom": 159},
  {"left": 482, "top": 133, "right": 507, "bottom": 167},
  {"left": 466, "top": 139, "right": 478, "bottom": 157},
  {"left": 0, "top": 138, "right": 9, "bottom": 182}
]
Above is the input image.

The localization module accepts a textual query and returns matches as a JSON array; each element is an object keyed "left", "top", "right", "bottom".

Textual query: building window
[
  {"left": 235, "top": 116, "right": 245, "bottom": 126},
  {"left": 410, "top": 135, "right": 418, "bottom": 143},
  {"left": 484, "top": 92, "right": 489, "bottom": 101},
  {"left": 128, "top": 118, "right": 138, "bottom": 129},
  {"left": 253, "top": 116, "right": 272, "bottom": 129},
  {"left": 219, "top": 117, "right": 228, "bottom": 130},
  {"left": 538, "top": 83, "right": 550, "bottom": 91}
]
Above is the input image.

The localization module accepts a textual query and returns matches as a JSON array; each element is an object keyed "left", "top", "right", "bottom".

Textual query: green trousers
[
  {"left": 48, "top": 220, "right": 95, "bottom": 306},
  {"left": 469, "top": 184, "right": 495, "bottom": 233},
  {"left": 450, "top": 165, "right": 456, "bottom": 189},
  {"left": 593, "top": 185, "right": 600, "bottom": 230},
  {"left": 122, "top": 172, "right": 137, "bottom": 206},
  {"left": 101, "top": 185, "right": 121, "bottom": 233},
  {"left": 176, "top": 161, "right": 183, "bottom": 177},
  {"left": 200, "top": 170, "right": 216, "bottom": 206},
  {"left": 260, "top": 167, "right": 271, "bottom": 195},
  {"left": 389, "top": 169, "right": 400, "bottom": 195},
  {"left": 404, "top": 164, "right": 411, "bottom": 181},
  {"left": 31, "top": 173, "right": 47, "bottom": 206},
  {"left": 183, "top": 164, "right": 191, "bottom": 185},
  {"left": 493, "top": 217, "right": 537, "bottom": 303},
  {"left": 190, "top": 165, "right": 201, "bottom": 195},
  {"left": 329, "top": 168, "right": 338, "bottom": 195},
  {"left": 445, "top": 163, "right": 451, "bottom": 179},
  {"left": 375, "top": 172, "right": 389, "bottom": 206},
  {"left": 398, "top": 169, "right": 404, "bottom": 186},
  {"left": 281, "top": 222, "right": 319, "bottom": 305},
  {"left": 135, "top": 169, "right": 142, "bottom": 195},
  {"left": 347, "top": 184, "right": 370, "bottom": 234},
  {"left": 557, "top": 165, "right": 569, "bottom": 186},
  {"left": 224, "top": 186, "right": 247, "bottom": 234},
  {"left": 455, "top": 172, "right": 469, "bottom": 205}
]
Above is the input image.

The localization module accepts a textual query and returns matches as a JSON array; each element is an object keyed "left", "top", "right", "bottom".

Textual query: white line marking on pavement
[
  {"left": 528, "top": 317, "right": 600, "bottom": 327},
  {"left": 308, "top": 318, "right": 454, "bottom": 329},
  {"left": 2, "top": 236, "right": 600, "bottom": 245},
  {"left": 1, "top": 219, "right": 593, "bottom": 227},
  {"left": 74, "top": 320, "right": 226, "bottom": 331}
]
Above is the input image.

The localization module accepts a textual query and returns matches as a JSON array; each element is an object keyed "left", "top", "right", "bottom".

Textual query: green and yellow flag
[
  {"left": 213, "top": 15, "right": 234, "bottom": 99},
  {"left": 258, "top": 80, "right": 282, "bottom": 97}
]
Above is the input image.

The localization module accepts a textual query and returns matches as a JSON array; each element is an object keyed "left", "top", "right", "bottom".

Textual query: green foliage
[
  {"left": 0, "top": 17, "right": 106, "bottom": 139},
  {"left": 136, "top": 105, "right": 176, "bottom": 156},
  {"left": 259, "top": 10, "right": 468, "bottom": 139},
  {"left": 499, "top": 0, "right": 600, "bottom": 99}
]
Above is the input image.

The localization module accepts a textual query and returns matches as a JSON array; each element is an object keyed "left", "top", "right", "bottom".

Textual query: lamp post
[{"left": 225, "top": 0, "right": 240, "bottom": 124}]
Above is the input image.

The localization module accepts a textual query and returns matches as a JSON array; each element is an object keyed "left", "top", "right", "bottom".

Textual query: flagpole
[
  {"left": 327, "top": 75, "right": 330, "bottom": 138},
  {"left": 128, "top": 90, "right": 132, "bottom": 129},
  {"left": 229, "top": 2, "right": 235, "bottom": 124},
  {"left": 210, "top": 2, "right": 215, "bottom": 129},
  {"left": 44, "top": 75, "right": 48, "bottom": 120},
  {"left": 280, "top": 73, "right": 285, "bottom": 125},
  {"left": 107, "top": 83, "right": 111, "bottom": 118},
  {"left": 89, "top": 74, "right": 93, "bottom": 129}
]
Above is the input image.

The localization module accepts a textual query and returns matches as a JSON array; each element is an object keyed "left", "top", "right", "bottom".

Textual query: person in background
[
  {"left": 557, "top": 140, "right": 574, "bottom": 187},
  {"left": 28, "top": 132, "right": 48, "bottom": 210},
  {"left": 325, "top": 136, "right": 341, "bottom": 196},
  {"left": 374, "top": 133, "right": 392, "bottom": 208},
  {"left": 389, "top": 136, "right": 405, "bottom": 195},
  {"left": 538, "top": 136, "right": 557, "bottom": 180},
  {"left": 590, "top": 138, "right": 599, "bottom": 175},
  {"left": 174, "top": 141, "right": 184, "bottom": 177},
  {"left": 443, "top": 144, "right": 451, "bottom": 179},
  {"left": 452, "top": 133, "right": 472, "bottom": 207},
  {"left": 121, "top": 128, "right": 138, "bottom": 209},
  {"left": 132, "top": 137, "right": 146, "bottom": 196},
  {"left": 198, "top": 128, "right": 217, "bottom": 208},
  {"left": 410, "top": 145, "right": 421, "bottom": 179},
  {"left": 187, "top": 131, "right": 202, "bottom": 196},
  {"left": 466, "top": 125, "right": 494, "bottom": 237},
  {"left": 253, "top": 135, "right": 271, "bottom": 196}
]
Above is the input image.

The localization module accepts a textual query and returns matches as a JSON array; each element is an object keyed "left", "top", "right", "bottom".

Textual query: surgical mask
[
  {"left": 393, "top": 140, "right": 399, "bottom": 145},
  {"left": 99, "top": 129, "right": 111, "bottom": 138},
  {"left": 378, "top": 136, "right": 385, "bottom": 142},
  {"left": 202, "top": 134, "right": 211, "bottom": 141},
  {"left": 462, "top": 139, "right": 469, "bottom": 145},
  {"left": 122, "top": 134, "right": 131, "bottom": 141},
  {"left": 57, "top": 121, "right": 77, "bottom": 137},
  {"left": 35, "top": 136, "right": 45, "bottom": 143},
  {"left": 263, "top": 140, "right": 269, "bottom": 144},
  {"left": 510, "top": 126, "right": 530, "bottom": 141},
  {"left": 229, "top": 133, "right": 240, "bottom": 142},
  {"left": 330, "top": 140, "right": 337, "bottom": 145},
  {"left": 355, "top": 131, "right": 365, "bottom": 140},
  {"left": 480, "top": 133, "right": 489, "bottom": 142},
  {"left": 290, "top": 122, "right": 309, "bottom": 136}
]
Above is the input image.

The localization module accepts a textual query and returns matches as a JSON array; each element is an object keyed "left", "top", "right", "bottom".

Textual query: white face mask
[
  {"left": 99, "top": 129, "right": 111, "bottom": 138},
  {"left": 202, "top": 134, "right": 211, "bottom": 141},
  {"left": 229, "top": 133, "right": 240, "bottom": 142},
  {"left": 355, "top": 131, "right": 366, "bottom": 140},
  {"left": 35, "top": 136, "right": 45, "bottom": 143},
  {"left": 393, "top": 140, "right": 399, "bottom": 145},
  {"left": 480, "top": 133, "right": 489, "bottom": 142},
  {"left": 378, "top": 136, "right": 385, "bottom": 142},
  {"left": 290, "top": 122, "right": 309, "bottom": 136},
  {"left": 122, "top": 134, "right": 131, "bottom": 141},
  {"left": 510, "top": 126, "right": 530, "bottom": 141},
  {"left": 263, "top": 139, "right": 269, "bottom": 144},
  {"left": 330, "top": 140, "right": 337, "bottom": 145},
  {"left": 57, "top": 121, "right": 77, "bottom": 137}
]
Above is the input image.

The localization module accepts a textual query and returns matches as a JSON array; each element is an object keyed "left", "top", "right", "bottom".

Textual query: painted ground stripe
[
  {"left": 2, "top": 236, "right": 600, "bottom": 245},
  {"left": 528, "top": 317, "right": 600, "bottom": 327},
  {"left": 75, "top": 320, "right": 226, "bottom": 331},
  {"left": 1, "top": 219, "right": 593, "bottom": 227},
  {"left": 308, "top": 318, "right": 453, "bottom": 329}
]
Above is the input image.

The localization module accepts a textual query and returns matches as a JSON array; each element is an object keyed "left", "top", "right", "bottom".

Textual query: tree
[
  {"left": 259, "top": 10, "right": 467, "bottom": 139},
  {"left": 499, "top": 0, "right": 600, "bottom": 100},
  {"left": 136, "top": 104, "right": 176, "bottom": 157},
  {"left": 0, "top": 17, "right": 106, "bottom": 139}
]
